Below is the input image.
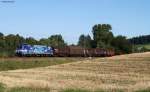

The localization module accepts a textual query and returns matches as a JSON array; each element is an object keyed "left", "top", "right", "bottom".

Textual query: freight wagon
[{"left": 54, "top": 46, "right": 86, "bottom": 57}]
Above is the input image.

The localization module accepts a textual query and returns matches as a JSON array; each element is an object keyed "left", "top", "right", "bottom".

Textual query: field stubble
[{"left": 0, "top": 53, "right": 150, "bottom": 92}]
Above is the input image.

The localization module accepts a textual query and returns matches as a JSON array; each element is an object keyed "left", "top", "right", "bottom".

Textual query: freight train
[{"left": 15, "top": 43, "right": 115, "bottom": 57}]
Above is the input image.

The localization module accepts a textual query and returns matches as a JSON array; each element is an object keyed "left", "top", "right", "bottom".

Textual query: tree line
[
  {"left": 0, "top": 24, "right": 133, "bottom": 56},
  {"left": 128, "top": 35, "right": 150, "bottom": 45}
]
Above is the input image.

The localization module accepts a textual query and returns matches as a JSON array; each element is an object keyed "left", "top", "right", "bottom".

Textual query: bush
[
  {"left": 0, "top": 83, "right": 5, "bottom": 92},
  {"left": 0, "top": 50, "right": 15, "bottom": 57}
]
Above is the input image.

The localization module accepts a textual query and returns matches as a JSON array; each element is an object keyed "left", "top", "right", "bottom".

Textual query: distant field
[
  {"left": 0, "top": 53, "right": 150, "bottom": 92},
  {"left": 135, "top": 44, "right": 150, "bottom": 50}
]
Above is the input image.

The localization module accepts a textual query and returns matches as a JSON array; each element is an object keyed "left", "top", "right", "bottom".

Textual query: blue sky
[{"left": 0, "top": 0, "right": 150, "bottom": 44}]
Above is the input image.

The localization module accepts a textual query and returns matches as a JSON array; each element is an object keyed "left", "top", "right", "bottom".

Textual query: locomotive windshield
[
  {"left": 17, "top": 45, "right": 22, "bottom": 49},
  {"left": 17, "top": 44, "right": 32, "bottom": 50}
]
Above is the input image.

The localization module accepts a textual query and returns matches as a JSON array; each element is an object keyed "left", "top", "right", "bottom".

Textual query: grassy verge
[
  {"left": 0, "top": 83, "right": 5, "bottom": 92},
  {"left": 0, "top": 83, "right": 50, "bottom": 92},
  {"left": 60, "top": 88, "right": 150, "bottom": 92},
  {"left": 1, "top": 84, "right": 150, "bottom": 92},
  {"left": 60, "top": 89, "right": 90, "bottom": 92},
  {"left": 0, "top": 57, "right": 84, "bottom": 71},
  {"left": 7, "top": 87, "right": 50, "bottom": 92},
  {"left": 135, "top": 88, "right": 150, "bottom": 92},
  {"left": 60, "top": 88, "right": 124, "bottom": 92}
]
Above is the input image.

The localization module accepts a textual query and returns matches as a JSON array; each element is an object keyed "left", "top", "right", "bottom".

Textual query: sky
[{"left": 0, "top": 0, "right": 150, "bottom": 44}]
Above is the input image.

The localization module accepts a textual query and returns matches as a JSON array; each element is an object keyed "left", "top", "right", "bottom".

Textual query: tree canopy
[
  {"left": 78, "top": 34, "right": 92, "bottom": 48},
  {"left": 92, "top": 24, "right": 114, "bottom": 48},
  {"left": 48, "top": 34, "right": 67, "bottom": 48},
  {"left": 77, "top": 24, "right": 133, "bottom": 54},
  {"left": 111, "top": 35, "right": 132, "bottom": 54}
]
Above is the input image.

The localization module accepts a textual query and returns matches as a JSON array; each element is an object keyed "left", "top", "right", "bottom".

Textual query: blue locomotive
[{"left": 15, "top": 43, "right": 54, "bottom": 56}]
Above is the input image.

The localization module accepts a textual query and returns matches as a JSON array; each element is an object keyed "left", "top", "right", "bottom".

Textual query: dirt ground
[{"left": 0, "top": 52, "right": 150, "bottom": 92}]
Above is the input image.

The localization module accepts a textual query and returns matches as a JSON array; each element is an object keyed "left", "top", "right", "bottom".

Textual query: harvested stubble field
[{"left": 0, "top": 52, "right": 150, "bottom": 92}]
